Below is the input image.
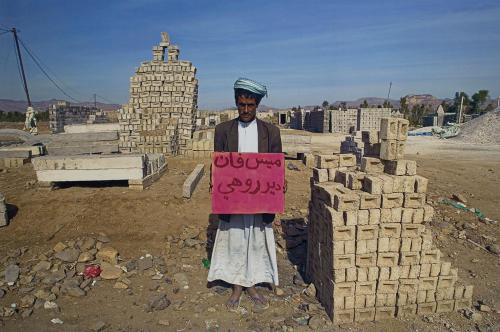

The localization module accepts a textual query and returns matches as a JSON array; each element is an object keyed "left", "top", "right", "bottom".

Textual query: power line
[
  {"left": 95, "top": 94, "right": 118, "bottom": 105},
  {"left": 18, "top": 37, "right": 81, "bottom": 103}
]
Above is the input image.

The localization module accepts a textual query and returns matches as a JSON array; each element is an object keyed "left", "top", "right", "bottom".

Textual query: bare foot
[
  {"left": 246, "top": 286, "right": 269, "bottom": 312},
  {"left": 226, "top": 285, "right": 243, "bottom": 312}
]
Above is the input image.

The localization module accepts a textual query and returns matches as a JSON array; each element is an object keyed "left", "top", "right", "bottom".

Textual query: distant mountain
[{"left": 0, "top": 99, "right": 121, "bottom": 113}]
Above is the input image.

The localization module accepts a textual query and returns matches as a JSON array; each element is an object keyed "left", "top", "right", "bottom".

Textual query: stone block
[
  {"left": 377, "top": 252, "right": 399, "bottom": 267},
  {"left": 339, "top": 154, "right": 356, "bottom": 167},
  {"left": 182, "top": 164, "right": 204, "bottom": 198},
  {"left": 375, "top": 306, "right": 396, "bottom": 321},
  {"left": 435, "top": 300, "right": 454, "bottom": 313},
  {"left": 375, "top": 293, "right": 397, "bottom": 307},
  {"left": 333, "top": 226, "right": 356, "bottom": 241},
  {"left": 343, "top": 210, "right": 358, "bottom": 226},
  {"left": 356, "top": 281, "right": 376, "bottom": 295},
  {"left": 397, "top": 118, "right": 409, "bottom": 141},
  {"left": 378, "top": 175, "right": 394, "bottom": 193},
  {"left": 413, "top": 175, "right": 428, "bottom": 193},
  {"left": 377, "top": 280, "right": 398, "bottom": 294},
  {"left": 401, "top": 208, "right": 413, "bottom": 223},
  {"left": 333, "top": 309, "right": 354, "bottom": 324},
  {"left": 333, "top": 282, "right": 355, "bottom": 297},
  {"left": 380, "top": 139, "right": 397, "bottom": 160},
  {"left": 399, "top": 252, "right": 420, "bottom": 265},
  {"left": 412, "top": 208, "right": 424, "bottom": 224},
  {"left": 397, "top": 292, "right": 417, "bottom": 305},
  {"left": 312, "top": 168, "right": 328, "bottom": 183},
  {"left": 369, "top": 209, "right": 381, "bottom": 224},
  {"left": 440, "top": 262, "right": 451, "bottom": 276},
  {"left": 398, "top": 279, "right": 419, "bottom": 293},
  {"left": 314, "top": 154, "right": 339, "bottom": 169},
  {"left": 396, "top": 304, "right": 417, "bottom": 317},
  {"left": 359, "top": 193, "right": 381, "bottom": 209},
  {"left": 363, "top": 176, "right": 382, "bottom": 194},
  {"left": 356, "top": 209, "right": 369, "bottom": 225},
  {"left": 420, "top": 249, "right": 441, "bottom": 264},
  {"left": 454, "top": 298, "right": 472, "bottom": 310},
  {"left": 334, "top": 254, "right": 355, "bottom": 269},
  {"left": 396, "top": 141, "right": 405, "bottom": 159},
  {"left": 360, "top": 157, "right": 384, "bottom": 174},
  {"left": 382, "top": 193, "right": 404, "bottom": 208},
  {"left": 437, "top": 276, "right": 456, "bottom": 289},
  {"left": 346, "top": 267, "right": 357, "bottom": 281},
  {"left": 383, "top": 160, "right": 408, "bottom": 175},
  {"left": 417, "top": 302, "right": 436, "bottom": 315},
  {"left": 355, "top": 307, "right": 375, "bottom": 322},
  {"left": 356, "top": 239, "right": 377, "bottom": 254},
  {"left": 423, "top": 205, "right": 434, "bottom": 222},
  {"left": 379, "top": 223, "right": 401, "bottom": 238},
  {"left": 401, "top": 224, "right": 423, "bottom": 238},
  {"left": 357, "top": 225, "right": 379, "bottom": 240},
  {"left": 334, "top": 189, "right": 360, "bottom": 211},
  {"left": 419, "top": 277, "right": 438, "bottom": 291},
  {"left": 404, "top": 193, "right": 426, "bottom": 208},
  {"left": 380, "top": 118, "right": 398, "bottom": 140},
  {"left": 355, "top": 295, "right": 376, "bottom": 309},
  {"left": 356, "top": 253, "right": 377, "bottom": 267},
  {"left": 347, "top": 173, "right": 365, "bottom": 190},
  {"left": 436, "top": 287, "right": 454, "bottom": 301},
  {"left": 378, "top": 237, "right": 400, "bottom": 252}
]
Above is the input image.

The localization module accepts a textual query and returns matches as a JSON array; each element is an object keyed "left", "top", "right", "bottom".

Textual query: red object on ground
[
  {"left": 211, "top": 152, "right": 285, "bottom": 214},
  {"left": 83, "top": 264, "right": 102, "bottom": 278}
]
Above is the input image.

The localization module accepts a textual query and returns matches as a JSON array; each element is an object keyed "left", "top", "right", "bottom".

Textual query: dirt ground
[{"left": 0, "top": 132, "right": 499, "bottom": 331}]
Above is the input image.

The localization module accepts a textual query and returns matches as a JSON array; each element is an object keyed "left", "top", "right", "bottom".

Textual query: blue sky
[{"left": 1, "top": 0, "right": 499, "bottom": 109}]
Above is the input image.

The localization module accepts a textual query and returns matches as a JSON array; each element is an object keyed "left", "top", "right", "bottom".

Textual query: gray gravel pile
[{"left": 454, "top": 108, "right": 500, "bottom": 144}]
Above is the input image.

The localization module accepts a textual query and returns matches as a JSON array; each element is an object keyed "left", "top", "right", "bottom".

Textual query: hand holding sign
[{"left": 211, "top": 152, "right": 285, "bottom": 214}]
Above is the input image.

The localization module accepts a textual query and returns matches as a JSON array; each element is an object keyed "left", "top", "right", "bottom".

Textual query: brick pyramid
[{"left": 306, "top": 117, "right": 473, "bottom": 323}]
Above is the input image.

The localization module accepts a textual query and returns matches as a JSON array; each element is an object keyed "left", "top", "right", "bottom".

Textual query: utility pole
[
  {"left": 94, "top": 93, "right": 97, "bottom": 108},
  {"left": 387, "top": 81, "right": 392, "bottom": 100},
  {"left": 458, "top": 95, "right": 464, "bottom": 124},
  {"left": 11, "top": 28, "right": 32, "bottom": 107}
]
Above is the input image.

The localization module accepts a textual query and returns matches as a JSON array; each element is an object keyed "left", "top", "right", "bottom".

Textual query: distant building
[{"left": 49, "top": 101, "right": 106, "bottom": 133}]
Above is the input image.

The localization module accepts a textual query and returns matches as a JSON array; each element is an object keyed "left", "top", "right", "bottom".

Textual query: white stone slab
[
  {"left": 64, "top": 123, "right": 120, "bottom": 134},
  {"left": 32, "top": 154, "right": 145, "bottom": 171},
  {"left": 182, "top": 164, "right": 204, "bottom": 198},
  {"left": 36, "top": 168, "right": 145, "bottom": 182}
]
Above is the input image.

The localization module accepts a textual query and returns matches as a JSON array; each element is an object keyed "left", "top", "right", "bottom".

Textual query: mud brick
[
  {"left": 375, "top": 306, "right": 396, "bottom": 321},
  {"left": 396, "top": 141, "right": 405, "bottom": 159},
  {"left": 343, "top": 210, "right": 358, "bottom": 226},
  {"left": 454, "top": 298, "right": 472, "bottom": 310},
  {"left": 436, "top": 287, "right": 454, "bottom": 301},
  {"left": 403, "top": 193, "right": 426, "bottom": 208},
  {"left": 334, "top": 269, "right": 346, "bottom": 283},
  {"left": 419, "top": 277, "right": 438, "bottom": 291},
  {"left": 357, "top": 225, "right": 379, "bottom": 240},
  {"left": 346, "top": 267, "right": 357, "bottom": 282},
  {"left": 401, "top": 224, "right": 424, "bottom": 238},
  {"left": 405, "top": 160, "right": 417, "bottom": 175},
  {"left": 412, "top": 208, "right": 424, "bottom": 224},
  {"left": 345, "top": 296, "right": 355, "bottom": 309},
  {"left": 357, "top": 267, "right": 368, "bottom": 281},
  {"left": 400, "top": 251, "right": 420, "bottom": 265},
  {"left": 434, "top": 300, "right": 454, "bottom": 313},
  {"left": 354, "top": 307, "right": 375, "bottom": 322},
  {"left": 356, "top": 281, "right": 376, "bottom": 295},
  {"left": 411, "top": 237, "right": 422, "bottom": 251},
  {"left": 378, "top": 266, "right": 399, "bottom": 281},
  {"left": 360, "top": 157, "right": 384, "bottom": 174},
  {"left": 363, "top": 175, "right": 383, "bottom": 194},
  {"left": 312, "top": 182, "right": 343, "bottom": 206},
  {"left": 420, "top": 264, "right": 431, "bottom": 278},
  {"left": 369, "top": 209, "right": 381, "bottom": 224},
  {"left": 440, "top": 262, "right": 451, "bottom": 276},
  {"left": 397, "top": 118, "right": 409, "bottom": 140},
  {"left": 380, "top": 139, "right": 397, "bottom": 160},
  {"left": 334, "top": 188, "right": 360, "bottom": 211},
  {"left": 377, "top": 293, "right": 397, "bottom": 306},
  {"left": 367, "top": 267, "right": 379, "bottom": 281},
  {"left": 430, "top": 263, "right": 440, "bottom": 277},
  {"left": 401, "top": 208, "right": 413, "bottom": 223},
  {"left": 345, "top": 267, "right": 358, "bottom": 282},
  {"left": 420, "top": 249, "right": 441, "bottom": 264},
  {"left": 377, "top": 252, "right": 399, "bottom": 267},
  {"left": 383, "top": 160, "right": 408, "bottom": 175},
  {"left": 339, "top": 154, "right": 356, "bottom": 167},
  {"left": 413, "top": 175, "right": 428, "bottom": 193},
  {"left": 333, "top": 240, "right": 355, "bottom": 255},
  {"left": 334, "top": 170, "right": 349, "bottom": 186},
  {"left": 312, "top": 168, "right": 329, "bottom": 182},
  {"left": 380, "top": 117, "right": 398, "bottom": 140},
  {"left": 356, "top": 253, "right": 377, "bottom": 267},
  {"left": 423, "top": 204, "right": 434, "bottom": 222},
  {"left": 437, "top": 276, "right": 457, "bottom": 290},
  {"left": 399, "top": 279, "right": 419, "bottom": 293},
  {"left": 380, "top": 208, "right": 401, "bottom": 223},
  {"left": 378, "top": 175, "right": 394, "bottom": 193},
  {"left": 334, "top": 226, "right": 356, "bottom": 241},
  {"left": 397, "top": 292, "right": 417, "bottom": 305},
  {"left": 403, "top": 176, "right": 416, "bottom": 193},
  {"left": 356, "top": 239, "right": 377, "bottom": 254},
  {"left": 378, "top": 237, "right": 400, "bottom": 252},
  {"left": 453, "top": 285, "right": 464, "bottom": 299},
  {"left": 334, "top": 295, "right": 345, "bottom": 310},
  {"left": 463, "top": 285, "right": 473, "bottom": 299},
  {"left": 334, "top": 254, "right": 355, "bottom": 269},
  {"left": 325, "top": 206, "right": 345, "bottom": 226},
  {"left": 347, "top": 173, "right": 365, "bottom": 190},
  {"left": 417, "top": 290, "right": 427, "bottom": 303},
  {"left": 401, "top": 238, "right": 412, "bottom": 252},
  {"left": 355, "top": 297, "right": 375, "bottom": 311},
  {"left": 333, "top": 309, "right": 354, "bottom": 324},
  {"left": 314, "top": 154, "right": 339, "bottom": 169},
  {"left": 361, "top": 130, "right": 379, "bottom": 143},
  {"left": 378, "top": 280, "right": 398, "bottom": 294},
  {"left": 406, "top": 265, "right": 420, "bottom": 279},
  {"left": 379, "top": 223, "right": 401, "bottom": 238},
  {"left": 421, "top": 230, "right": 433, "bottom": 250},
  {"left": 382, "top": 193, "right": 404, "bottom": 208},
  {"left": 396, "top": 304, "right": 417, "bottom": 317},
  {"left": 417, "top": 302, "right": 436, "bottom": 315},
  {"left": 357, "top": 209, "right": 369, "bottom": 225},
  {"left": 328, "top": 168, "right": 338, "bottom": 181},
  {"left": 359, "top": 193, "right": 381, "bottom": 209},
  {"left": 334, "top": 282, "right": 356, "bottom": 297}
]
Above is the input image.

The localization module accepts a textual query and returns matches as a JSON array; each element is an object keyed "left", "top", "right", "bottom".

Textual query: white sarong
[{"left": 207, "top": 119, "right": 279, "bottom": 287}]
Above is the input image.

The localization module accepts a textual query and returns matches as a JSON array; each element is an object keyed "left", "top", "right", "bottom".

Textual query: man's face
[{"left": 237, "top": 95, "right": 258, "bottom": 123}]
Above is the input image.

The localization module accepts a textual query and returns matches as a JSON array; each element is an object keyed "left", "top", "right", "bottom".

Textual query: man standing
[{"left": 207, "top": 78, "right": 282, "bottom": 312}]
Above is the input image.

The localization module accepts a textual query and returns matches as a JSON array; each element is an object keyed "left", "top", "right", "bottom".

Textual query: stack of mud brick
[
  {"left": 49, "top": 102, "right": 106, "bottom": 133},
  {"left": 341, "top": 130, "right": 381, "bottom": 163},
  {"left": 331, "top": 109, "right": 358, "bottom": 133},
  {"left": 307, "top": 117, "right": 473, "bottom": 324},
  {"left": 118, "top": 32, "right": 198, "bottom": 155},
  {"left": 357, "top": 108, "right": 392, "bottom": 131}
]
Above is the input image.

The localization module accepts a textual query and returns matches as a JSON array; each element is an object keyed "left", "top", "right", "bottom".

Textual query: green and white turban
[{"left": 234, "top": 78, "right": 268, "bottom": 98}]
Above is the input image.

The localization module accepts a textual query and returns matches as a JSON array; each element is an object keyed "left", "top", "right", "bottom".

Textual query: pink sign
[{"left": 211, "top": 152, "right": 285, "bottom": 214}]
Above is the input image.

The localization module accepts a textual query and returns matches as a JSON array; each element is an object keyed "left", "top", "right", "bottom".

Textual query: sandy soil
[{"left": 0, "top": 134, "right": 499, "bottom": 331}]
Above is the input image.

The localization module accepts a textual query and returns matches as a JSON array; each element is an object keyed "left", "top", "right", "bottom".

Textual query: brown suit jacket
[{"left": 214, "top": 118, "right": 283, "bottom": 223}]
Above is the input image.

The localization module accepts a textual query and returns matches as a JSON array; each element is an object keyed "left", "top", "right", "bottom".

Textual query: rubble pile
[
  {"left": 454, "top": 108, "right": 500, "bottom": 145},
  {"left": 307, "top": 117, "right": 474, "bottom": 323}
]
